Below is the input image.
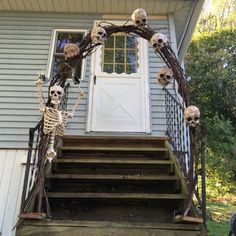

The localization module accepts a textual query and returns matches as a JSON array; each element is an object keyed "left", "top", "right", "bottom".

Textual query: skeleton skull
[
  {"left": 49, "top": 85, "right": 64, "bottom": 105},
  {"left": 150, "top": 33, "right": 168, "bottom": 50},
  {"left": 157, "top": 67, "right": 173, "bottom": 86},
  {"left": 184, "top": 106, "right": 200, "bottom": 128},
  {"left": 131, "top": 8, "right": 147, "bottom": 27},
  {"left": 64, "top": 43, "right": 80, "bottom": 59},
  {"left": 91, "top": 27, "right": 107, "bottom": 44}
]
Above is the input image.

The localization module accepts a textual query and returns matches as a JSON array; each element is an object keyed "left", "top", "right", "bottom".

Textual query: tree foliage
[
  {"left": 185, "top": 28, "right": 236, "bottom": 198},
  {"left": 195, "top": 0, "right": 236, "bottom": 35},
  {"left": 186, "top": 29, "right": 236, "bottom": 125}
]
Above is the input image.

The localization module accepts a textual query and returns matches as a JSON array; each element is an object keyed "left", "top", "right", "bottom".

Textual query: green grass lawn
[{"left": 207, "top": 198, "right": 236, "bottom": 236}]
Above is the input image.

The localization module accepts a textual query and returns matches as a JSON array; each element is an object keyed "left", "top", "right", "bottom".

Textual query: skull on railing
[
  {"left": 184, "top": 106, "right": 200, "bottom": 128},
  {"left": 91, "top": 26, "right": 107, "bottom": 44},
  {"left": 150, "top": 33, "right": 168, "bottom": 51},
  {"left": 131, "top": 8, "right": 147, "bottom": 27},
  {"left": 157, "top": 67, "right": 173, "bottom": 86}
]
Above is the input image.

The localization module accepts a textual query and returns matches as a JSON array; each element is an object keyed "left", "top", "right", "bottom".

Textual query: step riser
[
  {"left": 52, "top": 165, "right": 173, "bottom": 175},
  {"left": 17, "top": 225, "right": 202, "bottom": 236},
  {"left": 59, "top": 151, "right": 168, "bottom": 160},
  {"left": 62, "top": 136, "right": 167, "bottom": 148},
  {"left": 47, "top": 199, "right": 183, "bottom": 222},
  {"left": 46, "top": 180, "right": 181, "bottom": 194}
]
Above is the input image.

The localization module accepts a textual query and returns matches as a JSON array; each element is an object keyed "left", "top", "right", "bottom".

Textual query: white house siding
[
  {"left": 0, "top": 11, "right": 173, "bottom": 148},
  {"left": 0, "top": 150, "right": 27, "bottom": 236}
]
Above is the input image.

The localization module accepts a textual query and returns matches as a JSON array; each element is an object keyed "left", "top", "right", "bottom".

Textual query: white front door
[{"left": 88, "top": 32, "right": 150, "bottom": 133}]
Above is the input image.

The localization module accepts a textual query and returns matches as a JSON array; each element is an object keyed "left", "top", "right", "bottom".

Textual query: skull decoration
[
  {"left": 64, "top": 43, "right": 80, "bottom": 59},
  {"left": 91, "top": 26, "right": 107, "bottom": 44},
  {"left": 49, "top": 85, "right": 64, "bottom": 105},
  {"left": 157, "top": 67, "right": 173, "bottom": 86},
  {"left": 184, "top": 106, "right": 200, "bottom": 128},
  {"left": 131, "top": 8, "right": 147, "bottom": 27},
  {"left": 150, "top": 33, "right": 168, "bottom": 50}
]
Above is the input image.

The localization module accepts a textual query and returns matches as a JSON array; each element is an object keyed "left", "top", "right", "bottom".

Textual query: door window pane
[
  {"left": 102, "top": 34, "right": 138, "bottom": 74},
  {"left": 115, "top": 50, "right": 125, "bottom": 63}
]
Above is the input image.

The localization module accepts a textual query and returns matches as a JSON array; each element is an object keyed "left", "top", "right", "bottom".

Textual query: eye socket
[
  {"left": 160, "top": 73, "right": 165, "bottom": 78},
  {"left": 194, "top": 117, "right": 199, "bottom": 121},
  {"left": 158, "top": 39, "right": 163, "bottom": 44},
  {"left": 142, "top": 19, "right": 146, "bottom": 23},
  {"left": 57, "top": 91, "right": 62, "bottom": 95},
  {"left": 166, "top": 75, "right": 171, "bottom": 80},
  {"left": 187, "top": 117, "right": 193, "bottom": 122},
  {"left": 135, "top": 20, "right": 140, "bottom": 24},
  {"left": 152, "top": 43, "right": 158, "bottom": 48},
  {"left": 50, "top": 91, "right": 55, "bottom": 95},
  {"left": 98, "top": 31, "right": 103, "bottom": 35}
]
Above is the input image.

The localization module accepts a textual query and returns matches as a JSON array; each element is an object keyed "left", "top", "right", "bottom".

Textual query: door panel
[{"left": 88, "top": 31, "right": 150, "bottom": 132}]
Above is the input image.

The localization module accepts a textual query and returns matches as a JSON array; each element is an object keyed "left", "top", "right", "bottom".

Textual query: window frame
[
  {"left": 47, "top": 29, "right": 87, "bottom": 81},
  {"left": 102, "top": 33, "right": 139, "bottom": 74}
]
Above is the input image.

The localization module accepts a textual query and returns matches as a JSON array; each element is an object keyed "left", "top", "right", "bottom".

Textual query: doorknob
[{"left": 93, "top": 75, "right": 97, "bottom": 85}]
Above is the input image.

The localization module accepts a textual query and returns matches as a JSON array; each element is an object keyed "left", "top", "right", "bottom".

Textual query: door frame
[{"left": 86, "top": 20, "right": 151, "bottom": 133}]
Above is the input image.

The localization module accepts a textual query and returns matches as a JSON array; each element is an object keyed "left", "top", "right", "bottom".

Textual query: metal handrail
[
  {"left": 164, "top": 88, "right": 191, "bottom": 177},
  {"left": 164, "top": 87, "right": 206, "bottom": 223}
]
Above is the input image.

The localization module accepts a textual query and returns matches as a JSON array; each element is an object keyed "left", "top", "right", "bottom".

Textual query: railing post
[
  {"left": 200, "top": 125, "right": 207, "bottom": 226},
  {"left": 20, "top": 128, "right": 35, "bottom": 213}
]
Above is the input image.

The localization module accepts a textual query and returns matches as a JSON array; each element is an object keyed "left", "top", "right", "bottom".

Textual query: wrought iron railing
[
  {"left": 164, "top": 87, "right": 206, "bottom": 225},
  {"left": 164, "top": 88, "right": 191, "bottom": 177},
  {"left": 19, "top": 83, "right": 70, "bottom": 218}
]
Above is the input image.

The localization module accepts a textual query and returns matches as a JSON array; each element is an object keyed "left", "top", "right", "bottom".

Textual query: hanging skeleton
[{"left": 35, "top": 74, "right": 84, "bottom": 162}]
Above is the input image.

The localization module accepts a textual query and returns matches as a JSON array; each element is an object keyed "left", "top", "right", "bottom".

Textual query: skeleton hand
[
  {"left": 64, "top": 43, "right": 80, "bottom": 60},
  {"left": 35, "top": 78, "right": 44, "bottom": 87},
  {"left": 35, "top": 73, "right": 46, "bottom": 113}
]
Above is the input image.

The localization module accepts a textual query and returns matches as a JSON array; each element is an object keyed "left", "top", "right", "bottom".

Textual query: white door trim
[{"left": 86, "top": 20, "right": 150, "bottom": 133}]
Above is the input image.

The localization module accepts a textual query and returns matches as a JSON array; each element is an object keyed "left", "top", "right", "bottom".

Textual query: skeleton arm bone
[
  {"left": 69, "top": 87, "right": 84, "bottom": 118},
  {"left": 35, "top": 78, "right": 46, "bottom": 113}
]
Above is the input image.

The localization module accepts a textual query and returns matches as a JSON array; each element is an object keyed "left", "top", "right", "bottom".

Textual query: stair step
[
  {"left": 47, "top": 192, "right": 185, "bottom": 200},
  {"left": 62, "top": 135, "right": 169, "bottom": 148},
  {"left": 52, "top": 158, "right": 174, "bottom": 175},
  {"left": 60, "top": 146, "right": 168, "bottom": 159},
  {"left": 17, "top": 220, "right": 203, "bottom": 236},
  {"left": 54, "top": 158, "right": 173, "bottom": 165},
  {"left": 46, "top": 173, "right": 179, "bottom": 181},
  {"left": 61, "top": 146, "right": 167, "bottom": 152}
]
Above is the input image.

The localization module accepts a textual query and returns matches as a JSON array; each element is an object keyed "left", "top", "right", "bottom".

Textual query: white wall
[{"left": 0, "top": 150, "right": 27, "bottom": 236}]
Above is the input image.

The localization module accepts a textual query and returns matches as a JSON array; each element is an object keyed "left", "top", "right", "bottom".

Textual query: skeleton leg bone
[{"left": 46, "top": 128, "right": 57, "bottom": 162}]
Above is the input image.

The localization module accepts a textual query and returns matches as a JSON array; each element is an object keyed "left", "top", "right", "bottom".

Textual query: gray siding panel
[{"left": 0, "top": 12, "right": 171, "bottom": 148}]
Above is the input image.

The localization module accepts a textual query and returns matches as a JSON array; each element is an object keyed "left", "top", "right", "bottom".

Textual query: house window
[
  {"left": 49, "top": 30, "right": 86, "bottom": 79},
  {"left": 103, "top": 34, "right": 139, "bottom": 74}
]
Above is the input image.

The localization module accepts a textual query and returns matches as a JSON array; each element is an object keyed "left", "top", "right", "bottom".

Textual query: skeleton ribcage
[
  {"left": 56, "top": 111, "right": 70, "bottom": 136},
  {"left": 43, "top": 108, "right": 70, "bottom": 136},
  {"left": 43, "top": 107, "right": 61, "bottom": 134}
]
